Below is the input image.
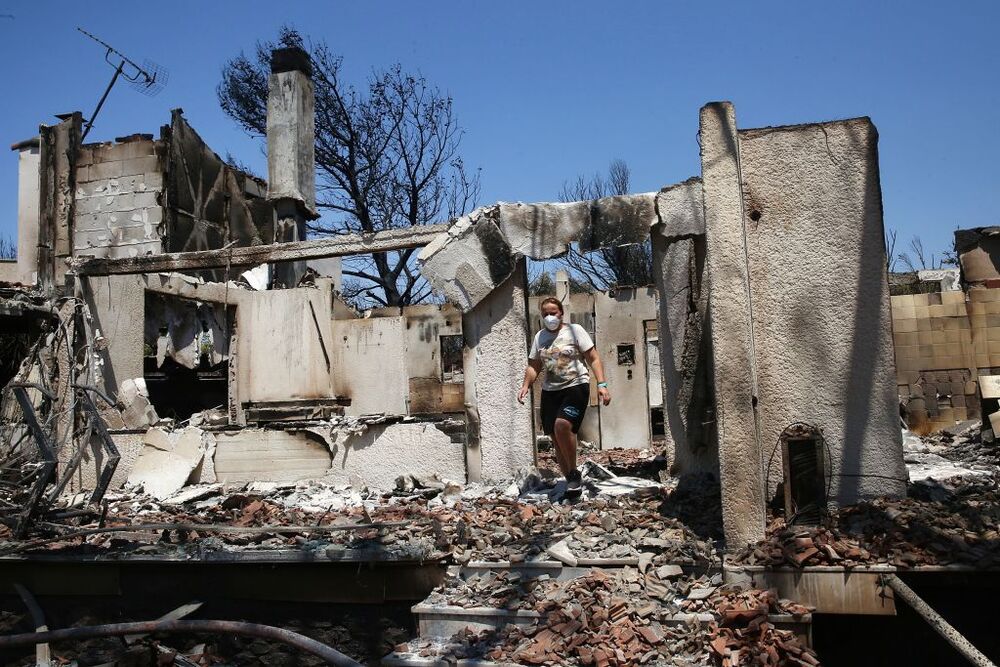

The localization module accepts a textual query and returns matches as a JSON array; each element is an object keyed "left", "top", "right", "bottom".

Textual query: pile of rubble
[
  {"left": 537, "top": 446, "right": 669, "bottom": 481},
  {"left": 903, "top": 421, "right": 998, "bottom": 490},
  {"left": 398, "top": 569, "right": 816, "bottom": 666},
  {"left": 0, "top": 474, "right": 717, "bottom": 568},
  {"left": 425, "top": 566, "right": 725, "bottom": 619},
  {"left": 447, "top": 495, "right": 715, "bottom": 567},
  {"left": 736, "top": 425, "right": 1000, "bottom": 569}
]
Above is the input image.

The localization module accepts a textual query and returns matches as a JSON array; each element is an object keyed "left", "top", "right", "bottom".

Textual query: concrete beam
[
  {"left": 418, "top": 208, "right": 515, "bottom": 312},
  {"left": 76, "top": 224, "right": 451, "bottom": 276}
]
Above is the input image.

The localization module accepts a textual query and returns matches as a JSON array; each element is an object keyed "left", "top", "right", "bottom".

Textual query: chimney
[{"left": 266, "top": 46, "right": 316, "bottom": 287}]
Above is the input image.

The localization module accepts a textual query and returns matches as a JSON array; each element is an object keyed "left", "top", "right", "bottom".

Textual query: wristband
[{"left": 597, "top": 382, "right": 608, "bottom": 388}]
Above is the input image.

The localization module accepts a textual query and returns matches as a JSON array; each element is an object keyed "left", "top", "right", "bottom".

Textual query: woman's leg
[
  {"left": 540, "top": 390, "right": 570, "bottom": 477},
  {"left": 553, "top": 417, "right": 577, "bottom": 477}
]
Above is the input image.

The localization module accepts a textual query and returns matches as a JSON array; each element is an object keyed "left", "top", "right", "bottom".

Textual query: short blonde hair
[{"left": 539, "top": 297, "right": 564, "bottom": 315}]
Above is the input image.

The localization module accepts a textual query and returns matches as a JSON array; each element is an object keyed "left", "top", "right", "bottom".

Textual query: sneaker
[{"left": 565, "top": 468, "right": 583, "bottom": 498}]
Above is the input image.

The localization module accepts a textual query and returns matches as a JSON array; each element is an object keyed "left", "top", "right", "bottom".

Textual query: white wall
[
  {"left": 236, "top": 286, "right": 335, "bottom": 403},
  {"left": 0, "top": 147, "right": 41, "bottom": 285},
  {"left": 594, "top": 288, "right": 658, "bottom": 449},
  {"left": 331, "top": 316, "right": 409, "bottom": 415}
]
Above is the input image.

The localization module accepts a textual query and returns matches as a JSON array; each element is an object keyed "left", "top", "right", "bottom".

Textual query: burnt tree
[{"left": 218, "top": 27, "right": 479, "bottom": 307}]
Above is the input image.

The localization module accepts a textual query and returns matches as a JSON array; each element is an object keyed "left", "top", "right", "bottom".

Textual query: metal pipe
[
  {"left": 12, "top": 583, "right": 50, "bottom": 667},
  {"left": 0, "top": 619, "right": 361, "bottom": 666},
  {"left": 884, "top": 574, "right": 997, "bottom": 667}
]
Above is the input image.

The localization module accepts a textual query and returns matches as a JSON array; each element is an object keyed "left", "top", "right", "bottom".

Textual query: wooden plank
[{"left": 77, "top": 223, "right": 451, "bottom": 276}]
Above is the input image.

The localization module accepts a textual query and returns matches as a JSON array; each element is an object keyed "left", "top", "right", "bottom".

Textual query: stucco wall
[
  {"left": 81, "top": 274, "right": 147, "bottom": 400},
  {"left": 738, "top": 117, "right": 904, "bottom": 507},
  {"left": 463, "top": 261, "right": 534, "bottom": 482},
  {"left": 593, "top": 288, "right": 658, "bottom": 449},
  {"left": 701, "top": 102, "right": 904, "bottom": 548},
  {"left": 700, "top": 102, "right": 767, "bottom": 548},
  {"left": 331, "top": 316, "right": 409, "bottom": 415},
  {"left": 651, "top": 179, "right": 715, "bottom": 474}
]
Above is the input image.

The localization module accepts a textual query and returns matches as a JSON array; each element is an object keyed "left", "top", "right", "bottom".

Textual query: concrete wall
[
  {"left": 214, "top": 429, "right": 332, "bottom": 483},
  {"left": 0, "top": 147, "right": 41, "bottom": 285},
  {"left": 328, "top": 422, "right": 466, "bottom": 487},
  {"left": 331, "top": 316, "right": 409, "bottom": 416},
  {"left": 236, "top": 286, "right": 335, "bottom": 404},
  {"left": 74, "top": 137, "right": 165, "bottom": 260},
  {"left": 463, "top": 261, "right": 534, "bottom": 482},
  {"left": 593, "top": 288, "right": 658, "bottom": 449},
  {"left": 701, "top": 102, "right": 904, "bottom": 547}
]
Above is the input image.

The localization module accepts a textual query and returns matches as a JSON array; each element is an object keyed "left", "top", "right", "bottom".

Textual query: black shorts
[{"left": 540, "top": 384, "right": 590, "bottom": 435}]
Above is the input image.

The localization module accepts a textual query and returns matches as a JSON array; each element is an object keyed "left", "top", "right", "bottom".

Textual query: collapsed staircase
[{"left": 382, "top": 554, "right": 813, "bottom": 666}]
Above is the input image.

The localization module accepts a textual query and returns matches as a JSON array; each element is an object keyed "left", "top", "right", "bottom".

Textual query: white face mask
[{"left": 543, "top": 314, "right": 561, "bottom": 331}]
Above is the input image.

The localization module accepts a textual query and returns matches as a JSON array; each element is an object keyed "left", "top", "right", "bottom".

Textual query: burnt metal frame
[
  {"left": 73, "top": 385, "right": 121, "bottom": 506},
  {"left": 8, "top": 384, "right": 57, "bottom": 538}
]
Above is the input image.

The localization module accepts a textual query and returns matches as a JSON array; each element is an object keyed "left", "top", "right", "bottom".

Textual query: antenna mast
[{"left": 77, "top": 27, "right": 169, "bottom": 140}]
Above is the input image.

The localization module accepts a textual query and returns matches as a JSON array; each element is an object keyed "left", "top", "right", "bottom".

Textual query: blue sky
[{"left": 1, "top": 1, "right": 997, "bottom": 265}]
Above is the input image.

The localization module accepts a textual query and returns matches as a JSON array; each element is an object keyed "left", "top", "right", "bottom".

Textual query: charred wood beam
[{"left": 77, "top": 223, "right": 451, "bottom": 276}]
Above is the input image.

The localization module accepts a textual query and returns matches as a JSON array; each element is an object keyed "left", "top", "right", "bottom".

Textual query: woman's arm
[
  {"left": 584, "top": 347, "right": 612, "bottom": 406},
  {"left": 517, "top": 358, "right": 542, "bottom": 404}
]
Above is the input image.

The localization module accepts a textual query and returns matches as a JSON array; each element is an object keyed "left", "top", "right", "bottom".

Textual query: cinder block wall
[
  {"left": 74, "top": 136, "right": 166, "bottom": 260},
  {"left": 892, "top": 288, "right": 996, "bottom": 432}
]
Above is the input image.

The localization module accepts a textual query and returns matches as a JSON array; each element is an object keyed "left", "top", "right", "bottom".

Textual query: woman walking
[{"left": 517, "top": 297, "right": 611, "bottom": 497}]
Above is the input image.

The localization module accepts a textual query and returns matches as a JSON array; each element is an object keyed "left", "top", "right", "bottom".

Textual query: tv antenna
[{"left": 77, "top": 27, "right": 168, "bottom": 140}]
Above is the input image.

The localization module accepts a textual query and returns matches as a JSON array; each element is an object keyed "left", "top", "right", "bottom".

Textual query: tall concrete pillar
[
  {"left": 267, "top": 47, "right": 317, "bottom": 288},
  {"left": 651, "top": 178, "right": 715, "bottom": 475},
  {"left": 699, "top": 102, "right": 766, "bottom": 548},
  {"left": 462, "top": 258, "right": 535, "bottom": 482}
]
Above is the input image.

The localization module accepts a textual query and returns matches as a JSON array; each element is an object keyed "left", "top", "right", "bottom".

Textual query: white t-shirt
[{"left": 528, "top": 323, "right": 595, "bottom": 392}]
